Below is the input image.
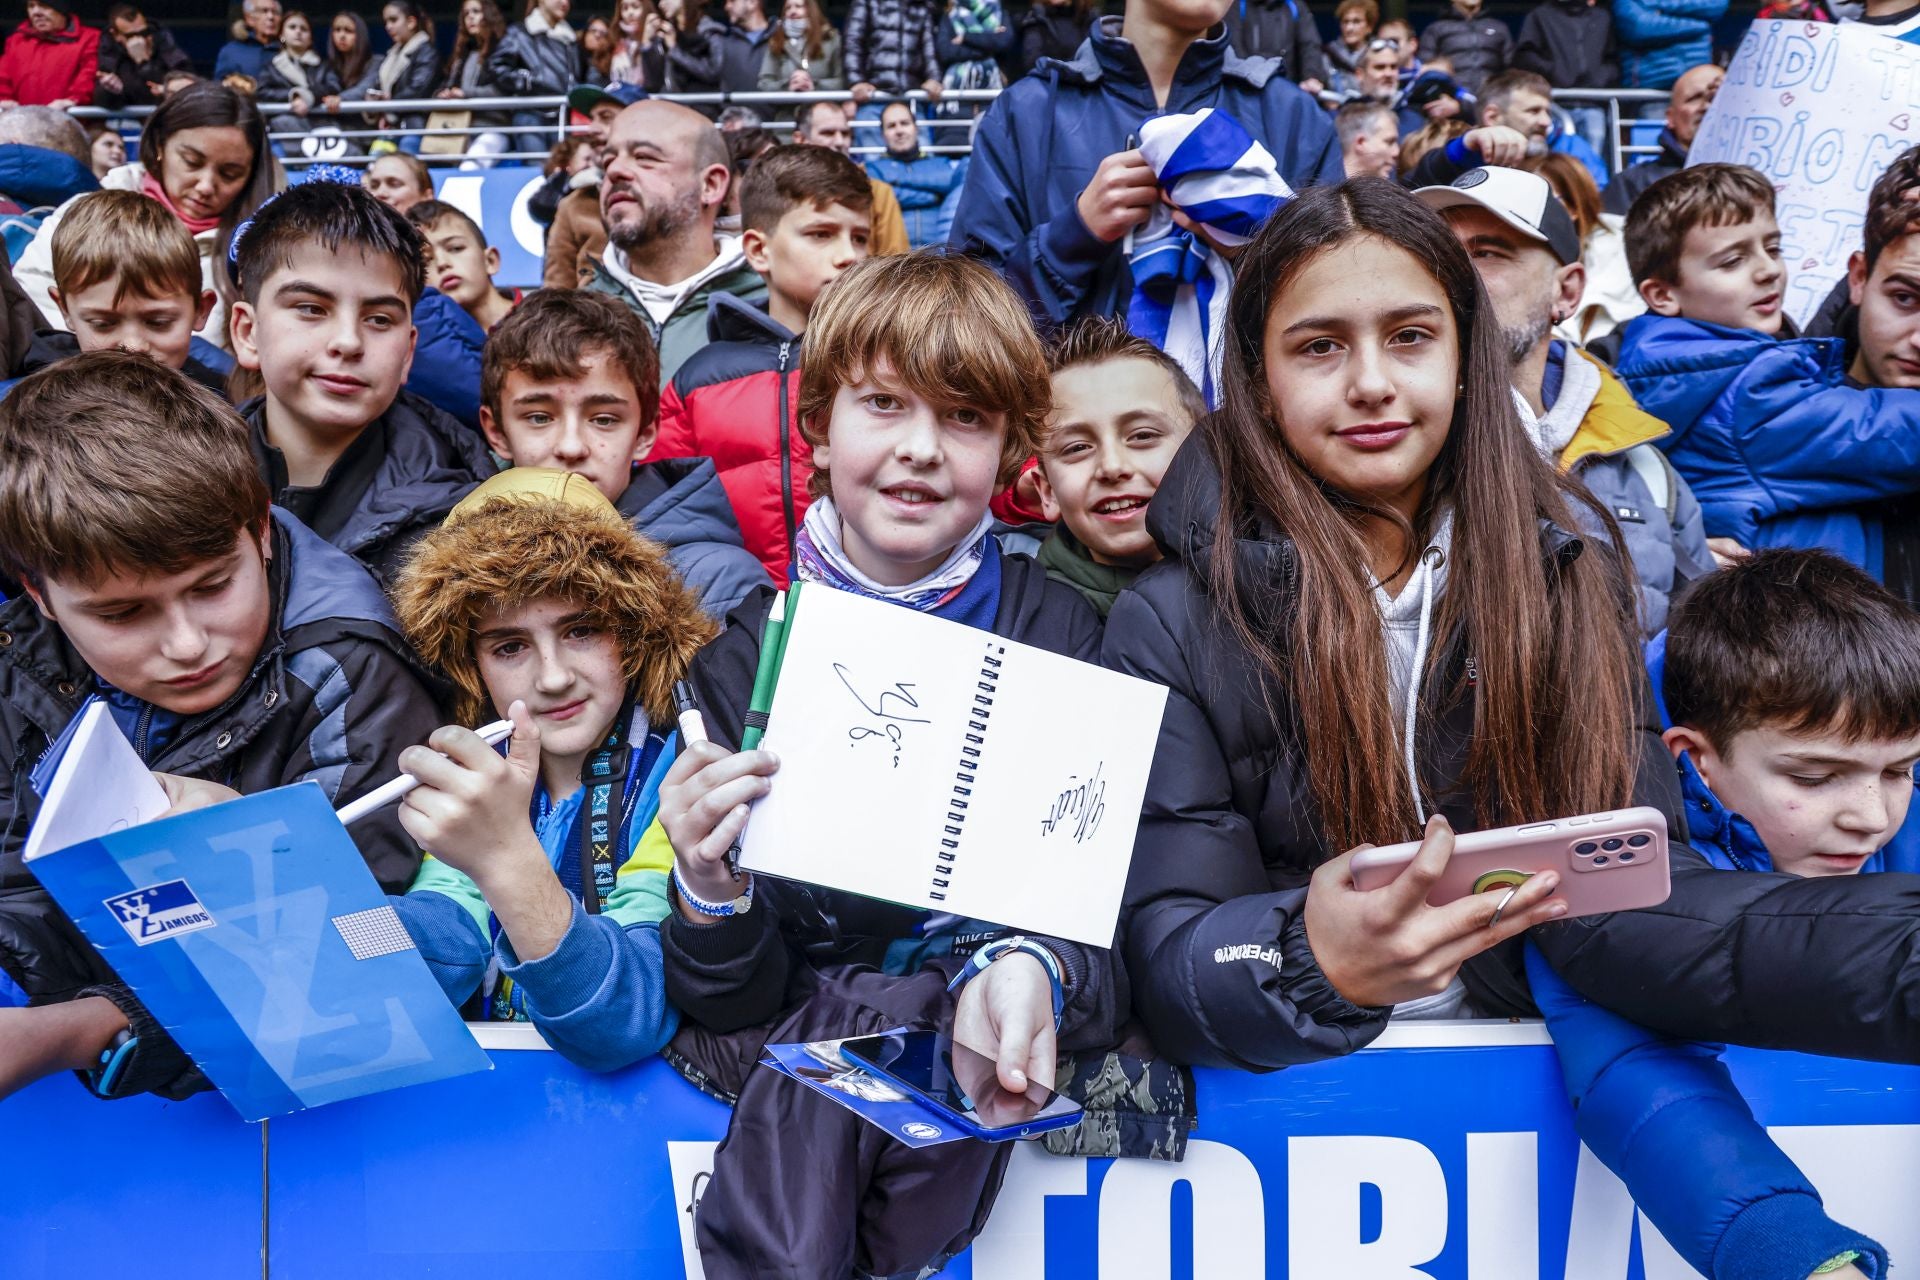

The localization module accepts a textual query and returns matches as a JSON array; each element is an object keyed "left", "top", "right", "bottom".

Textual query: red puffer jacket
[
  {"left": 650, "top": 293, "right": 810, "bottom": 587},
  {"left": 0, "top": 17, "right": 100, "bottom": 106},
  {"left": 651, "top": 294, "right": 1051, "bottom": 587}
]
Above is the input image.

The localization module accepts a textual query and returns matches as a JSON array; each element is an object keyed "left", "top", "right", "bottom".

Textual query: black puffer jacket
[
  {"left": 662, "top": 566, "right": 1124, "bottom": 1050},
  {"left": 1223, "top": 0, "right": 1332, "bottom": 85},
  {"left": 255, "top": 49, "right": 345, "bottom": 111},
  {"left": 1512, "top": 0, "right": 1617, "bottom": 89},
  {"left": 844, "top": 0, "right": 941, "bottom": 93},
  {"left": 487, "top": 17, "right": 581, "bottom": 97},
  {"left": 1417, "top": 3, "right": 1514, "bottom": 93},
  {"left": 1109, "top": 436, "right": 1920, "bottom": 1069},
  {"left": 240, "top": 389, "right": 496, "bottom": 588},
  {"left": 1017, "top": 5, "right": 1087, "bottom": 74},
  {"left": 0, "top": 513, "right": 442, "bottom": 1090}
]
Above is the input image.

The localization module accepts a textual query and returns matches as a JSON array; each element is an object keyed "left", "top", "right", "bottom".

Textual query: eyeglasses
[{"left": 1366, "top": 37, "right": 1402, "bottom": 51}]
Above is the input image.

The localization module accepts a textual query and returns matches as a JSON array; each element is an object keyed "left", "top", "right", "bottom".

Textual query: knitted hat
[{"left": 391, "top": 468, "right": 717, "bottom": 726}]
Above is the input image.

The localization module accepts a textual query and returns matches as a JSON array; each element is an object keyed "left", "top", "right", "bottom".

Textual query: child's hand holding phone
[{"left": 657, "top": 741, "right": 779, "bottom": 920}]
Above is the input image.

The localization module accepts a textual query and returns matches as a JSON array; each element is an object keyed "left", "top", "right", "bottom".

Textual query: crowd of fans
[{"left": 8, "top": 1, "right": 1920, "bottom": 1280}]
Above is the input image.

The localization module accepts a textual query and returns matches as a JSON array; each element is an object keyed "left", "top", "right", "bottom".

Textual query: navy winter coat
[
  {"left": 950, "top": 17, "right": 1342, "bottom": 331},
  {"left": 1222, "top": 0, "right": 1331, "bottom": 85},
  {"left": 1616, "top": 314, "right": 1920, "bottom": 588}
]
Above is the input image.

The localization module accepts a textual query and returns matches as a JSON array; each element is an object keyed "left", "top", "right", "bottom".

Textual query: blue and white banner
[
  {"left": 430, "top": 166, "right": 553, "bottom": 290},
  {"left": 8, "top": 1021, "right": 1919, "bottom": 1278}
]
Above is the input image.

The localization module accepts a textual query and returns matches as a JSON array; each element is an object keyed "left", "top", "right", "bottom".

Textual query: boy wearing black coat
[
  {"left": 654, "top": 253, "right": 1120, "bottom": 1279},
  {"left": 229, "top": 177, "right": 494, "bottom": 589}
]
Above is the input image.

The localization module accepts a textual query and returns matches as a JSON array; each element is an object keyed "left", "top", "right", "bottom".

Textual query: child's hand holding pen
[{"left": 660, "top": 681, "right": 779, "bottom": 922}]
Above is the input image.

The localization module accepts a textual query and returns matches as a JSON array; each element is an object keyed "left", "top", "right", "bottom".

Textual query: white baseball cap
[{"left": 1414, "top": 166, "right": 1583, "bottom": 266}]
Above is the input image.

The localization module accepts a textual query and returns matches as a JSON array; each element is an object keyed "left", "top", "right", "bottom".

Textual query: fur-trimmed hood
[{"left": 389, "top": 495, "right": 718, "bottom": 727}]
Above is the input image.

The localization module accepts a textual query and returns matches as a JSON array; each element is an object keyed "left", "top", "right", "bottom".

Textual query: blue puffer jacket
[
  {"left": 1523, "top": 632, "right": 1911, "bottom": 1280},
  {"left": 1616, "top": 314, "right": 1920, "bottom": 583},
  {"left": 406, "top": 289, "right": 487, "bottom": 434},
  {"left": 866, "top": 152, "right": 965, "bottom": 248},
  {"left": 949, "top": 15, "right": 1342, "bottom": 330},
  {"left": 612, "top": 455, "right": 771, "bottom": 620},
  {"left": 1612, "top": 0, "right": 1725, "bottom": 89},
  {"left": 0, "top": 142, "right": 96, "bottom": 210}
]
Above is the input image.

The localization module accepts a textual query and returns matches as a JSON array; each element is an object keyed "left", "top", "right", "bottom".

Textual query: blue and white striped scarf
[{"left": 1128, "top": 108, "right": 1294, "bottom": 405}]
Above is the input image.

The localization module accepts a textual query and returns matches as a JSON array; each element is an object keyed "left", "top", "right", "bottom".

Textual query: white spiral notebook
[{"left": 735, "top": 583, "right": 1169, "bottom": 948}]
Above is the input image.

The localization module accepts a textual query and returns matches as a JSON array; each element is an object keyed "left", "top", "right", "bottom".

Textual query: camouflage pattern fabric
[{"left": 1040, "top": 1049, "right": 1197, "bottom": 1162}]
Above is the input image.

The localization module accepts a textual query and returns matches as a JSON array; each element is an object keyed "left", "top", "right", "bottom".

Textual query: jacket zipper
[
  {"left": 132, "top": 702, "right": 154, "bottom": 763},
  {"left": 777, "top": 340, "right": 798, "bottom": 569}
]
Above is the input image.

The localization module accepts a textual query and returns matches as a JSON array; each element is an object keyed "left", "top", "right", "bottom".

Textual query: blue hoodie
[
  {"left": 1616, "top": 314, "right": 1920, "bottom": 585},
  {"left": 1525, "top": 632, "right": 1911, "bottom": 1280},
  {"left": 949, "top": 15, "right": 1342, "bottom": 330}
]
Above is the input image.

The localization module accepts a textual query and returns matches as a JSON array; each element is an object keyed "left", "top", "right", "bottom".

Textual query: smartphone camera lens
[
  {"left": 1627, "top": 834, "right": 1651, "bottom": 848},
  {"left": 1618, "top": 851, "right": 1635, "bottom": 862},
  {"left": 1601, "top": 838, "right": 1624, "bottom": 852},
  {"left": 1592, "top": 855, "right": 1609, "bottom": 865},
  {"left": 1575, "top": 841, "right": 1598, "bottom": 855}
]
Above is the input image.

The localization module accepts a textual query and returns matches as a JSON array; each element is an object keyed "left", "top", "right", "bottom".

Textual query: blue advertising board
[
  {"left": 6, "top": 1021, "right": 1919, "bottom": 1278},
  {"left": 429, "top": 166, "right": 553, "bottom": 290}
]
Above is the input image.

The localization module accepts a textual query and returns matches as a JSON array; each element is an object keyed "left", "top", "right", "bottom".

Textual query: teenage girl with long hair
[{"left": 1107, "top": 180, "right": 1920, "bottom": 1070}]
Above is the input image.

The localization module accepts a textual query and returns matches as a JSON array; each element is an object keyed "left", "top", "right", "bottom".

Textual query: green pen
[{"left": 740, "top": 588, "right": 789, "bottom": 752}]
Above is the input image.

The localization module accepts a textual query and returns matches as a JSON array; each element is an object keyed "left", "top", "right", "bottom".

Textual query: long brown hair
[
  {"left": 767, "top": 0, "right": 830, "bottom": 63},
  {"left": 447, "top": 0, "right": 507, "bottom": 76},
  {"left": 1206, "top": 180, "right": 1639, "bottom": 853}
]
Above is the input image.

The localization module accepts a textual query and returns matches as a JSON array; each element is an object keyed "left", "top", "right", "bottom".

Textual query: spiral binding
[{"left": 931, "top": 642, "right": 1005, "bottom": 902}]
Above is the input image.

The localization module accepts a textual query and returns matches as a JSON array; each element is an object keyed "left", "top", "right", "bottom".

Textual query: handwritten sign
[{"left": 1690, "top": 21, "right": 1920, "bottom": 323}]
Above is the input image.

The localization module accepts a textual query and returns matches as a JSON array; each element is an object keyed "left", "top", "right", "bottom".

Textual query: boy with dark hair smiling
[
  {"left": 652, "top": 144, "right": 873, "bottom": 586},
  {"left": 479, "top": 290, "right": 769, "bottom": 618},
  {"left": 230, "top": 178, "right": 494, "bottom": 588},
  {"left": 1615, "top": 163, "right": 1920, "bottom": 600},
  {"left": 1032, "top": 317, "right": 1203, "bottom": 617},
  {"left": 0, "top": 351, "right": 440, "bottom": 1104}
]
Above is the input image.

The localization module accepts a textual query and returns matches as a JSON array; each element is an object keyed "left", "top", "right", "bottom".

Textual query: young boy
[
  {"left": 651, "top": 144, "right": 872, "bottom": 587},
  {"left": 651, "top": 254, "right": 1119, "bottom": 1279},
  {"left": 0, "top": 351, "right": 442, "bottom": 1103},
  {"left": 406, "top": 199, "right": 520, "bottom": 335},
  {"left": 2, "top": 187, "right": 231, "bottom": 396},
  {"left": 1615, "top": 163, "right": 1920, "bottom": 600},
  {"left": 479, "top": 290, "right": 769, "bottom": 619},
  {"left": 386, "top": 468, "right": 717, "bottom": 1069},
  {"left": 1031, "top": 317, "right": 1204, "bottom": 617},
  {"left": 229, "top": 178, "right": 495, "bottom": 588},
  {"left": 1528, "top": 549, "right": 1920, "bottom": 1280}
]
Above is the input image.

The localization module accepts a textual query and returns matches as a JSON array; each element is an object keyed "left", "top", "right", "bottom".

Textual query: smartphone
[
  {"left": 1348, "top": 806, "right": 1672, "bottom": 919},
  {"left": 839, "top": 1030, "right": 1084, "bottom": 1142}
]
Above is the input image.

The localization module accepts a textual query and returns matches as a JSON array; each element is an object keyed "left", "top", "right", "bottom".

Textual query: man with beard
[
  {"left": 586, "top": 99, "right": 767, "bottom": 381},
  {"left": 1419, "top": 165, "right": 1715, "bottom": 634}
]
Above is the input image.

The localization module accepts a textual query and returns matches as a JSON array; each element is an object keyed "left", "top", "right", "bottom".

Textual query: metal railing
[
  {"left": 72, "top": 85, "right": 1669, "bottom": 173},
  {"left": 72, "top": 89, "right": 999, "bottom": 167}
]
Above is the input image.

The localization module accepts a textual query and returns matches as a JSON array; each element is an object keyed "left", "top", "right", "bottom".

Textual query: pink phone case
[{"left": 1347, "top": 806, "right": 1672, "bottom": 919}]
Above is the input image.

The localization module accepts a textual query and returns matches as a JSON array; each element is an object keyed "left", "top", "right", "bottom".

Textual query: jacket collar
[
  {"left": 704, "top": 289, "right": 796, "bottom": 346},
  {"left": 1061, "top": 16, "right": 1278, "bottom": 106},
  {"left": 1557, "top": 345, "right": 1671, "bottom": 466}
]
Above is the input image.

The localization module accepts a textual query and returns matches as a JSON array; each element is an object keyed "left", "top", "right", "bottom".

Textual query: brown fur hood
[{"left": 390, "top": 495, "right": 719, "bottom": 727}]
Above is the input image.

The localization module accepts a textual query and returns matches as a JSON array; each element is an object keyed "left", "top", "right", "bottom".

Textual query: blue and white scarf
[
  {"left": 1128, "top": 109, "right": 1294, "bottom": 406},
  {"left": 792, "top": 496, "right": 994, "bottom": 611}
]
